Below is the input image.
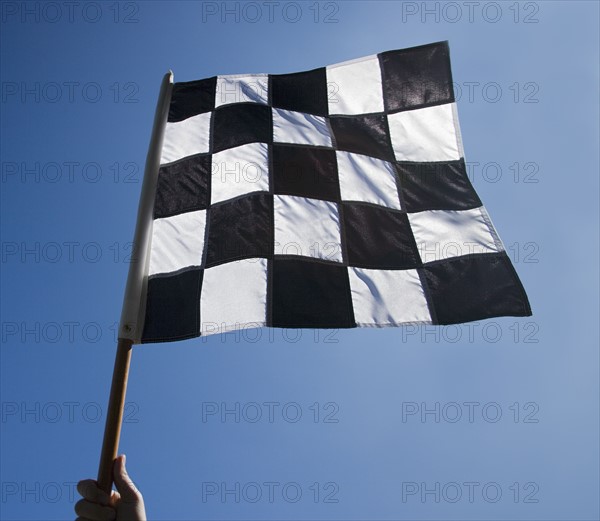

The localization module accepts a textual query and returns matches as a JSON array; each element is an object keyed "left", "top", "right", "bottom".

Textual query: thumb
[{"left": 113, "top": 454, "right": 141, "bottom": 502}]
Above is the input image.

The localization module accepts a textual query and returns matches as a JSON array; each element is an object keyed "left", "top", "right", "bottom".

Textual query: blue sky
[{"left": 1, "top": 1, "right": 598, "bottom": 520}]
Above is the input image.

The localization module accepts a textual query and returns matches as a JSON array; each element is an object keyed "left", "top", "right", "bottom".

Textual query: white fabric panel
[
  {"left": 160, "top": 112, "right": 211, "bottom": 164},
  {"left": 408, "top": 207, "right": 500, "bottom": 264},
  {"left": 272, "top": 108, "right": 332, "bottom": 147},
  {"left": 200, "top": 258, "right": 268, "bottom": 335},
  {"left": 215, "top": 74, "right": 269, "bottom": 107},
  {"left": 211, "top": 142, "right": 270, "bottom": 204},
  {"left": 387, "top": 103, "right": 461, "bottom": 162},
  {"left": 274, "top": 195, "right": 342, "bottom": 262},
  {"left": 348, "top": 267, "right": 431, "bottom": 325},
  {"left": 148, "top": 210, "right": 206, "bottom": 276},
  {"left": 451, "top": 102, "right": 466, "bottom": 158},
  {"left": 326, "top": 56, "right": 384, "bottom": 115},
  {"left": 337, "top": 151, "right": 401, "bottom": 210}
]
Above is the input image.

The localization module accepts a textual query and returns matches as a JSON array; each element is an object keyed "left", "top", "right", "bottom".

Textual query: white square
[
  {"left": 211, "top": 142, "right": 270, "bottom": 204},
  {"left": 272, "top": 108, "right": 332, "bottom": 147},
  {"left": 348, "top": 267, "right": 431, "bottom": 325},
  {"left": 160, "top": 112, "right": 212, "bottom": 164},
  {"left": 148, "top": 210, "right": 207, "bottom": 276},
  {"left": 387, "top": 103, "right": 461, "bottom": 162},
  {"left": 274, "top": 195, "right": 342, "bottom": 262},
  {"left": 336, "top": 151, "right": 401, "bottom": 210},
  {"left": 200, "top": 258, "right": 267, "bottom": 335},
  {"left": 215, "top": 75, "right": 269, "bottom": 107},
  {"left": 326, "top": 55, "right": 384, "bottom": 115},
  {"left": 408, "top": 207, "right": 501, "bottom": 264}
]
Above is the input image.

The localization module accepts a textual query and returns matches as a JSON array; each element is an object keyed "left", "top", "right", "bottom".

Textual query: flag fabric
[{"left": 140, "top": 41, "right": 531, "bottom": 343}]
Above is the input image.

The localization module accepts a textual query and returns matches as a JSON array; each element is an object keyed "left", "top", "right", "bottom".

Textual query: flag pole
[
  {"left": 97, "top": 338, "right": 133, "bottom": 493},
  {"left": 97, "top": 70, "right": 173, "bottom": 494}
]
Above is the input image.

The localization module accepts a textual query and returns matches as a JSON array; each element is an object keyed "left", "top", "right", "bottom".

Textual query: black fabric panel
[
  {"left": 154, "top": 155, "right": 211, "bottom": 218},
  {"left": 272, "top": 144, "right": 340, "bottom": 202},
  {"left": 142, "top": 269, "right": 203, "bottom": 343},
  {"left": 329, "top": 114, "right": 395, "bottom": 162},
  {"left": 379, "top": 41, "right": 454, "bottom": 112},
  {"left": 423, "top": 252, "right": 532, "bottom": 325},
  {"left": 205, "top": 193, "right": 273, "bottom": 267},
  {"left": 396, "top": 160, "right": 481, "bottom": 212},
  {"left": 342, "top": 203, "right": 420, "bottom": 269},
  {"left": 212, "top": 104, "right": 272, "bottom": 153},
  {"left": 169, "top": 77, "right": 217, "bottom": 122},
  {"left": 271, "top": 67, "right": 329, "bottom": 116},
  {"left": 271, "top": 259, "right": 355, "bottom": 328}
]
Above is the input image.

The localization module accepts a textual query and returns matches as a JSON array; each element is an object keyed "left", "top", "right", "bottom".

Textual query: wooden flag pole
[
  {"left": 97, "top": 338, "right": 133, "bottom": 492},
  {"left": 96, "top": 71, "right": 173, "bottom": 494}
]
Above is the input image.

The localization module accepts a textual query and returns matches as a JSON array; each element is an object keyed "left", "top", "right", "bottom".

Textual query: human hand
[{"left": 75, "top": 455, "right": 146, "bottom": 521}]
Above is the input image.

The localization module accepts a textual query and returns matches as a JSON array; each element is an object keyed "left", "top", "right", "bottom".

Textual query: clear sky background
[{"left": 1, "top": 1, "right": 598, "bottom": 520}]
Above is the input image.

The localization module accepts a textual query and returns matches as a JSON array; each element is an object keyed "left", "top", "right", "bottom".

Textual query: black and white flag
[{"left": 139, "top": 41, "right": 531, "bottom": 343}]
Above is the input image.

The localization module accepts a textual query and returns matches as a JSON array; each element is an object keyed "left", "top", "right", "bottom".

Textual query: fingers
[
  {"left": 75, "top": 456, "right": 143, "bottom": 521},
  {"left": 112, "top": 455, "right": 142, "bottom": 502},
  {"left": 76, "top": 480, "right": 111, "bottom": 506},
  {"left": 74, "top": 498, "right": 116, "bottom": 521}
]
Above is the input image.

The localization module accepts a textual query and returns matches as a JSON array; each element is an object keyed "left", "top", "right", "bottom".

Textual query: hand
[{"left": 75, "top": 455, "right": 146, "bottom": 521}]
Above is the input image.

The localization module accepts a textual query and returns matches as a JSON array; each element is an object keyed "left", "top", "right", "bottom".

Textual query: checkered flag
[{"left": 136, "top": 41, "right": 531, "bottom": 343}]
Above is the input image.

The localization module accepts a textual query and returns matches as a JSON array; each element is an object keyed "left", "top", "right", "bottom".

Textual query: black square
[
  {"left": 212, "top": 104, "right": 272, "bottom": 153},
  {"left": 342, "top": 203, "right": 420, "bottom": 269},
  {"left": 271, "top": 259, "right": 355, "bottom": 328},
  {"left": 142, "top": 269, "right": 203, "bottom": 343},
  {"left": 272, "top": 144, "right": 340, "bottom": 201},
  {"left": 205, "top": 192, "right": 273, "bottom": 267},
  {"left": 168, "top": 77, "right": 217, "bottom": 122},
  {"left": 271, "top": 67, "right": 329, "bottom": 116},
  {"left": 422, "top": 252, "right": 532, "bottom": 325},
  {"left": 379, "top": 41, "right": 454, "bottom": 112},
  {"left": 329, "top": 114, "right": 394, "bottom": 162},
  {"left": 154, "top": 155, "right": 211, "bottom": 219},
  {"left": 396, "top": 160, "right": 481, "bottom": 212}
]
